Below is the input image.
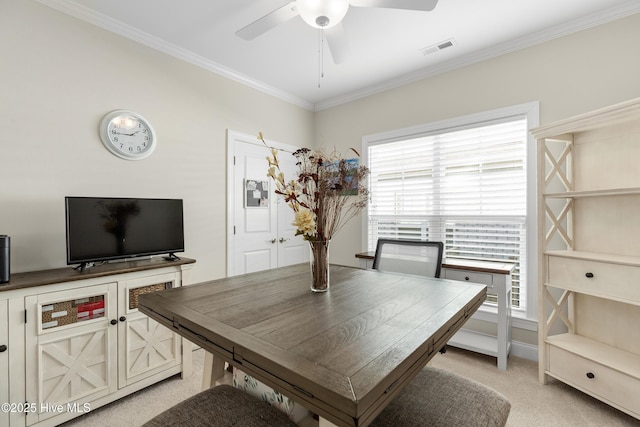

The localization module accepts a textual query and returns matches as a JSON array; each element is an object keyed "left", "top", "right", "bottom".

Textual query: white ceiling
[{"left": 38, "top": 0, "right": 640, "bottom": 111}]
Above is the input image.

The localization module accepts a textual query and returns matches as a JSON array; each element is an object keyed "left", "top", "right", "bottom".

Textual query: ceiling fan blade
[
  {"left": 349, "top": 0, "right": 438, "bottom": 12},
  {"left": 236, "top": 2, "right": 299, "bottom": 40},
  {"left": 325, "top": 23, "right": 348, "bottom": 64}
]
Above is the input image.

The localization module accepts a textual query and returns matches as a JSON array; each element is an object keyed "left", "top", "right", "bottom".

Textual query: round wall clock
[{"left": 99, "top": 110, "right": 157, "bottom": 160}]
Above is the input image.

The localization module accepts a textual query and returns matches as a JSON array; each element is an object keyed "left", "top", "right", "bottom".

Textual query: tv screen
[{"left": 65, "top": 197, "right": 184, "bottom": 266}]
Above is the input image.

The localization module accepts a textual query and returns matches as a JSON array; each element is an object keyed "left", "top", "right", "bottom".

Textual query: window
[{"left": 364, "top": 103, "right": 538, "bottom": 319}]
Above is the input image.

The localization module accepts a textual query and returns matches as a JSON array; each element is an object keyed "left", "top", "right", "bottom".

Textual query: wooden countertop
[
  {"left": 0, "top": 257, "right": 196, "bottom": 292},
  {"left": 355, "top": 251, "right": 514, "bottom": 275}
]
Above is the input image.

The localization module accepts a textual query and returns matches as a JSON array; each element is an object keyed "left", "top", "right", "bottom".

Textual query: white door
[{"left": 227, "top": 130, "right": 308, "bottom": 276}]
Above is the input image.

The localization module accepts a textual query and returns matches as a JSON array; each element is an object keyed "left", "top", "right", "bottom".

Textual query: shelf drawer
[
  {"left": 548, "top": 345, "right": 640, "bottom": 417},
  {"left": 444, "top": 269, "right": 494, "bottom": 293},
  {"left": 547, "top": 256, "right": 640, "bottom": 303}
]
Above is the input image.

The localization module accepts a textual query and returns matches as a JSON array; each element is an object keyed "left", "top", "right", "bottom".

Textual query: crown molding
[
  {"left": 314, "top": 1, "right": 640, "bottom": 111},
  {"left": 35, "top": 0, "right": 315, "bottom": 111},
  {"left": 36, "top": 0, "right": 640, "bottom": 113}
]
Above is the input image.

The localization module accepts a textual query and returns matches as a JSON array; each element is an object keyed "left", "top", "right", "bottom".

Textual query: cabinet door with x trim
[
  {"left": 118, "top": 272, "right": 181, "bottom": 388},
  {"left": 25, "top": 283, "right": 117, "bottom": 425}
]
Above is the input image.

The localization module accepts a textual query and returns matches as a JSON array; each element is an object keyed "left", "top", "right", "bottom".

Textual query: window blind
[{"left": 367, "top": 118, "right": 528, "bottom": 309}]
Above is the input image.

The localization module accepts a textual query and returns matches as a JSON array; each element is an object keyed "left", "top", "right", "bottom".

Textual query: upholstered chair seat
[
  {"left": 370, "top": 367, "right": 511, "bottom": 427},
  {"left": 142, "top": 384, "right": 298, "bottom": 427}
]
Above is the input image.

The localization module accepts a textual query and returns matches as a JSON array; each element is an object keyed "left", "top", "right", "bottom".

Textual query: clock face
[{"left": 99, "top": 110, "right": 156, "bottom": 160}]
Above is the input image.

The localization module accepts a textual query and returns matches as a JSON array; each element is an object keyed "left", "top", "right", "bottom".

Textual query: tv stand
[
  {"left": 164, "top": 253, "right": 181, "bottom": 261},
  {"left": 0, "top": 257, "right": 195, "bottom": 427},
  {"left": 74, "top": 262, "right": 94, "bottom": 272}
]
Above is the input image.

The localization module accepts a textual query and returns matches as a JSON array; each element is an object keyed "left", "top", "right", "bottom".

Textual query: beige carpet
[
  {"left": 60, "top": 347, "right": 640, "bottom": 427},
  {"left": 430, "top": 348, "right": 639, "bottom": 427}
]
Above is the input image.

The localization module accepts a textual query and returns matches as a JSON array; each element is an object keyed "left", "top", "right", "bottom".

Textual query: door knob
[
  {"left": 270, "top": 238, "right": 277, "bottom": 244},
  {"left": 0, "top": 344, "right": 7, "bottom": 352},
  {"left": 279, "top": 237, "right": 290, "bottom": 243}
]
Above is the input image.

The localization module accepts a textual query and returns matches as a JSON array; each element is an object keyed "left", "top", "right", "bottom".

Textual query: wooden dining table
[{"left": 138, "top": 264, "right": 486, "bottom": 427}]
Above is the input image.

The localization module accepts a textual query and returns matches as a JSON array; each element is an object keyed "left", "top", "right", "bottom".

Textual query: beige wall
[
  {"left": 0, "top": 1, "right": 314, "bottom": 283},
  {"left": 316, "top": 13, "right": 640, "bottom": 271}
]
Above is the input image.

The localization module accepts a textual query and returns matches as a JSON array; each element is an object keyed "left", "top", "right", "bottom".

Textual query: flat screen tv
[{"left": 65, "top": 196, "right": 184, "bottom": 270}]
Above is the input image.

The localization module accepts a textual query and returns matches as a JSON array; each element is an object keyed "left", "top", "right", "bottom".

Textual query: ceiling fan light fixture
[{"left": 297, "top": 0, "right": 349, "bottom": 29}]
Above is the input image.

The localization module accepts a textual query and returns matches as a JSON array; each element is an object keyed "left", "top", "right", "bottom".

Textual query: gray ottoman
[
  {"left": 143, "top": 384, "right": 297, "bottom": 427},
  {"left": 371, "top": 367, "right": 511, "bottom": 427}
]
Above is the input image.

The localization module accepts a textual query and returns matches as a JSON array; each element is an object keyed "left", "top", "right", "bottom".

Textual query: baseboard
[
  {"left": 449, "top": 328, "right": 538, "bottom": 363},
  {"left": 511, "top": 340, "right": 538, "bottom": 362}
]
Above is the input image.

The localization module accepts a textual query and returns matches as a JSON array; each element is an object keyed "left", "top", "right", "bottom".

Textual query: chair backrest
[{"left": 372, "top": 239, "right": 444, "bottom": 278}]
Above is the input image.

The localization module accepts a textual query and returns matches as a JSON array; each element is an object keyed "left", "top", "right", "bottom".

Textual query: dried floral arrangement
[{"left": 261, "top": 132, "right": 369, "bottom": 242}]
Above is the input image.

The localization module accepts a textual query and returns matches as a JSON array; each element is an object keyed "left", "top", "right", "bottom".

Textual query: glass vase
[{"left": 309, "top": 240, "right": 330, "bottom": 292}]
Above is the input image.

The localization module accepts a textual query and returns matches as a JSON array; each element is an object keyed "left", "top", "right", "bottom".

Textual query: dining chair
[
  {"left": 142, "top": 384, "right": 297, "bottom": 427},
  {"left": 372, "top": 239, "right": 444, "bottom": 278},
  {"left": 370, "top": 366, "right": 511, "bottom": 427},
  {"left": 373, "top": 238, "right": 446, "bottom": 354}
]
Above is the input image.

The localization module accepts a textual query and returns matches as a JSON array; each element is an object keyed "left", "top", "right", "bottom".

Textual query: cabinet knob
[
  {"left": 110, "top": 319, "right": 118, "bottom": 325},
  {"left": 586, "top": 372, "right": 595, "bottom": 379},
  {"left": 119, "top": 316, "right": 127, "bottom": 322},
  {"left": 464, "top": 276, "right": 470, "bottom": 281},
  {"left": 585, "top": 272, "right": 594, "bottom": 278},
  {"left": 0, "top": 344, "right": 7, "bottom": 352}
]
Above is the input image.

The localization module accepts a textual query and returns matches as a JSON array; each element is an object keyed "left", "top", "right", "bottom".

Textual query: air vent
[{"left": 420, "top": 39, "right": 455, "bottom": 56}]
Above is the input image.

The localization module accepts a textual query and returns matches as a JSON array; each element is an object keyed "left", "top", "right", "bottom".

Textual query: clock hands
[{"left": 115, "top": 130, "right": 142, "bottom": 136}]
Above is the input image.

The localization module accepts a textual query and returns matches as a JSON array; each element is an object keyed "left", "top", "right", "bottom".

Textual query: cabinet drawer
[
  {"left": 444, "top": 269, "right": 494, "bottom": 292},
  {"left": 547, "top": 257, "right": 640, "bottom": 303},
  {"left": 548, "top": 345, "right": 640, "bottom": 417}
]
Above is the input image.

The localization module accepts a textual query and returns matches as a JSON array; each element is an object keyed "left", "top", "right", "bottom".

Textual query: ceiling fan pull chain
[{"left": 318, "top": 28, "right": 325, "bottom": 88}]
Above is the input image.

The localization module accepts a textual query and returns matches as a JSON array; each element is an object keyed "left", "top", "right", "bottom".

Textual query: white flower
[
  {"left": 267, "top": 166, "right": 278, "bottom": 180},
  {"left": 292, "top": 208, "right": 316, "bottom": 236}
]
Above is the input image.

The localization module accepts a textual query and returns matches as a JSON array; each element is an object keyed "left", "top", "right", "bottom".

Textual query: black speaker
[{"left": 0, "top": 235, "right": 9, "bottom": 284}]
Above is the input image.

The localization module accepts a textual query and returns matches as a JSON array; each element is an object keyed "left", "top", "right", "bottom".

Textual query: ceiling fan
[{"left": 236, "top": 0, "right": 439, "bottom": 64}]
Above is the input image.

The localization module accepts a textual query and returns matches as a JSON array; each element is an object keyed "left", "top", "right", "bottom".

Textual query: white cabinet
[
  {"left": 533, "top": 97, "right": 640, "bottom": 420},
  {"left": 443, "top": 265, "right": 513, "bottom": 370},
  {"left": 0, "top": 257, "right": 194, "bottom": 427},
  {"left": 23, "top": 272, "right": 183, "bottom": 425},
  {"left": 1, "top": 298, "right": 9, "bottom": 427}
]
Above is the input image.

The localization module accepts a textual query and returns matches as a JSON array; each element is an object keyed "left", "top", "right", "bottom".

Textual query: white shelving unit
[
  {"left": 532, "top": 97, "right": 640, "bottom": 420},
  {"left": 442, "top": 262, "right": 513, "bottom": 371}
]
